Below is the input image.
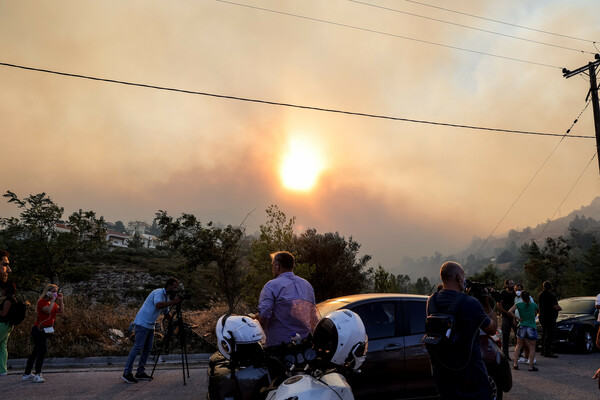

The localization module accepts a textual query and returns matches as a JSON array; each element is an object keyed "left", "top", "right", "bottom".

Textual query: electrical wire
[
  {"left": 215, "top": 0, "right": 564, "bottom": 70},
  {"left": 475, "top": 100, "right": 593, "bottom": 257},
  {"left": 403, "top": 0, "right": 597, "bottom": 44},
  {"left": 1, "top": 62, "right": 594, "bottom": 139},
  {"left": 348, "top": 0, "right": 596, "bottom": 55},
  {"left": 536, "top": 153, "right": 597, "bottom": 241}
]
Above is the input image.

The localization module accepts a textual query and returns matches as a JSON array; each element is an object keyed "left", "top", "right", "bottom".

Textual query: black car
[
  {"left": 537, "top": 296, "right": 600, "bottom": 354},
  {"left": 317, "top": 293, "right": 512, "bottom": 400}
]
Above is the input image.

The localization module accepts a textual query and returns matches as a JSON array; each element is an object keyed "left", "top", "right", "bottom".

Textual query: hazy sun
[{"left": 280, "top": 137, "right": 324, "bottom": 192}]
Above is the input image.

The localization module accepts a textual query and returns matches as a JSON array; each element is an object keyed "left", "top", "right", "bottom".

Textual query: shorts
[{"left": 517, "top": 326, "right": 538, "bottom": 341}]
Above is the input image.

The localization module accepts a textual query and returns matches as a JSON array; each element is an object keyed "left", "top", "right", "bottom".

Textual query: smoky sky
[{"left": 1, "top": 1, "right": 599, "bottom": 274}]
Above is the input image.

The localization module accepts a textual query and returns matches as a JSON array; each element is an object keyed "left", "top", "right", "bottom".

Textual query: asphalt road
[
  {"left": 503, "top": 350, "right": 600, "bottom": 400},
  {"left": 3, "top": 349, "right": 600, "bottom": 399}
]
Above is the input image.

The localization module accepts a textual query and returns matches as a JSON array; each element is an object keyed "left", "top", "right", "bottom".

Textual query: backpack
[
  {"left": 7, "top": 297, "right": 27, "bottom": 326},
  {"left": 420, "top": 292, "right": 466, "bottom": 347}
]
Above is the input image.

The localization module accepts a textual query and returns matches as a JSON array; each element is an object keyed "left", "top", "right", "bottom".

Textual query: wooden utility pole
[{"left": 563, "top": 54, "right": 600, "bottom": 172}]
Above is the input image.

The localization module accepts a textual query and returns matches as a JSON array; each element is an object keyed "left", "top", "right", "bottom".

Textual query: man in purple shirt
[{"left": 257, "top": 251, "right": 319, "bottom": 348}]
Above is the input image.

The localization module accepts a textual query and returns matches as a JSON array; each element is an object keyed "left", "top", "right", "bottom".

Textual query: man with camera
[
  {"left": 426, "top": 261, "right": 497, "bottom": 400},
  {"left": 122, "top": 277, "right": 182, "bottom": 384}
]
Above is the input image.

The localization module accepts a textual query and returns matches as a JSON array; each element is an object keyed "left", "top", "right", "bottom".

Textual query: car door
[
  {"left": 348, "top": 300, "right": 405, "bottom": 397},
  {"left": 401, "top": 299, "right": 437, "bottom": 397}
]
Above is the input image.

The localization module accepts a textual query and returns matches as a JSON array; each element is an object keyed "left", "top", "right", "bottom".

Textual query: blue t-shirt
[
  {"left": 133, "top": 288, "right": 169, "bottom": 329},
  {"left": 426, "top": 290, "right": 492, "bottom": 399}
]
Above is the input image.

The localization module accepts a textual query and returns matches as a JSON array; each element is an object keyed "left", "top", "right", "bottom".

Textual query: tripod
[{"left": 150, "top": 303, "right": 190, "bottom": 385}]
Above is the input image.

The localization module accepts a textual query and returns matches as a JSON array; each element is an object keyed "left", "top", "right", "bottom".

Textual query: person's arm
[
  {"left": 41, "top": 299, "right": 55, "bottom": 314},
  {"left": 0, "top": 300, "right": 10, "bottom": 317},
  {"left": 496, "top": 300, "right": 507, "bottom": 316},
  {"left": 256, "top": 284, "right": 274, "bottom": 327},
  {"left": 156, "top": 295, "right": 181, "bottom": 310},
  {"left": 482, "top": 297, "right": 498, "bottom": 334}
]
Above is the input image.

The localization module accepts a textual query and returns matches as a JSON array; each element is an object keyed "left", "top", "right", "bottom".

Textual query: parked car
[
  {"left": 317, "top": 293, "right": 511, "bottom": 400},
  {"left": 536, "top": 296, "right": 599, "bottom": 354}
]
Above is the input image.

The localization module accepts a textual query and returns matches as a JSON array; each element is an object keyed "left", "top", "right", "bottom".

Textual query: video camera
[
  {"left": 173, "top": 283, "right": 192, "bottom": 301},
  {"left": 465, "top": 279, "right": 500, "bottom": 307}
]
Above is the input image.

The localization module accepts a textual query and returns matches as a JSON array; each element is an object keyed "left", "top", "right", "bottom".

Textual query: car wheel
[
  {"left": 488, "top": 373, "right": 503, "bottom": 400},
  {"left": 579, "top": 328, "right": 594, "bottom": 354}
]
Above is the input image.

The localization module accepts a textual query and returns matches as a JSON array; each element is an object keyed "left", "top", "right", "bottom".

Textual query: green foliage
[
  {"left": 296, "top": 228, "right": 372, "bottom": 302},
  {"left": 373, "top": 265, "right": 398, "bottom": 293},
  {"left": 522, "top": 237, "right": 576, "bottom": 298},
  {"left": 155, "top": 210, "right": 249, "bottom": 313},
  {"left": 247, "top": 205, "right": 296, "bottom": 305},
  {"left": 128, "top": 232, "right": 144, "bottom": 249},
  {"left": 414, "top": 277, "right": 432, "bottom": 295},
  {"left": 468, "top": 264, "right": 502, "bottom": 291},
  {"left": 0, "top": 191, "right": 106, "bottom": 286},
  {"left": 61, "top": 264, "right": 96, "bottom": 282}
]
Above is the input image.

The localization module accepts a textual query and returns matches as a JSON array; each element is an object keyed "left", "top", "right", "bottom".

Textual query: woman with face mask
[{"left": 22, "top": 284, "right": 64, "bottom": 383}]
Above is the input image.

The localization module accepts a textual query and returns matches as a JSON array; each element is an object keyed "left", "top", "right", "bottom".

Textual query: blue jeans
[{"left": 124, "top": 324, "right": 154, "bottom": 375}]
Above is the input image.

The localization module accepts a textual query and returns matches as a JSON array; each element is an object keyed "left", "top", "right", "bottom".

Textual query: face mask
[
  {"left": 516, "top": 290, "right": 522, "bottom": 297},
  {"left": 47, "top": 291, "right": 57, "bottom": 299}
]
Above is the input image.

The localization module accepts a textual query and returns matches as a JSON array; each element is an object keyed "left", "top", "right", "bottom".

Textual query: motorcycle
[{"left": 207, "top": 310, "right": 368, "bottom": 400}]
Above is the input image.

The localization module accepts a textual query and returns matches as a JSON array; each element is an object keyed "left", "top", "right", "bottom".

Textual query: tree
[
  {"left": 0, "top": 191, "right": 106, "bottom": 285},
  {"left": 114, "top": 220, "right": 126, "bottom": 233},
  {"left": 247, "top": 205, "right": 296, "bottom": 304},
  {"left": 155, "top": 211, "right": 249, "bottom": 313},
  {"left": 396, "top": 274, "right": 411, "bottom": 293},
  {"left": 373, "top": 265, "right": 397, "bottom": 293},
  {"left": 296, "top": 229, "right": 372, "bottom": 302},
  {"left": 414, "top": 277, "right": 432, "bottom": 295},
  {"left": 523, "top": 237, "right": 573, "bottom": 297},
  {"left": 128, "top": 232, "right": 144, "bottom": 249}
]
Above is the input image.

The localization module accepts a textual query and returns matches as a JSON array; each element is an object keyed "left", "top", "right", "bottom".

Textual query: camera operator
[
  {"left": 426, "top": 261, "right": 497, "bottom": 400},
  {"left": 122, "top": 277, "right": 182, "bottom": 384}
]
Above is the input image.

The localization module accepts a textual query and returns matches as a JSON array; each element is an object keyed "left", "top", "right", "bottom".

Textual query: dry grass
[
  {"left": 7, "top": 298, "right": 250, "bottom": 358},
  {"left": 8, "top": 294, "right": 137, "bottom": 358}
]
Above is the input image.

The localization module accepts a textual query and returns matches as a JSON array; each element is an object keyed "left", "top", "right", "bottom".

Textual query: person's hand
[{"left": 593, "top": 368, "right": 600, "bottom": 389}]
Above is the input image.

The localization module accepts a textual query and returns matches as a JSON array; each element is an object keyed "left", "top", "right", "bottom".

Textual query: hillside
[{"left": 460, "top": 196, "right": 600, "bottom": 259}]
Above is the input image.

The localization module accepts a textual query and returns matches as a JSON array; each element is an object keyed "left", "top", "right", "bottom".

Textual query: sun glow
[{"left": 280, "top": 137, "right": 324, "bottom": 192}]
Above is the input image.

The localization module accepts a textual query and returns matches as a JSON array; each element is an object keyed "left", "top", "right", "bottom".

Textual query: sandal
[{"left": 528, "top": 366, "right": 538, "bottom": 372}]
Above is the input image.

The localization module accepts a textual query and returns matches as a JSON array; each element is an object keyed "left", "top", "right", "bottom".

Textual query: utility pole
[{"left": 563, "top": 54, "right": 600, "bottom": 172}]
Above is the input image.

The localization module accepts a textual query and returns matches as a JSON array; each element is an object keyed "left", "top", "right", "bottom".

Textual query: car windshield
[
  {"left": 316, "top": 299, "right": 350, "bottom": 318},
  {"left": 559, "top": 298, "right": 595, "bottom": 315}
]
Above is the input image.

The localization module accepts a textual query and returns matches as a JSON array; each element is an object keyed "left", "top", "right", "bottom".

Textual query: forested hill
[
  {"left": 459, "top": 196, "right": 600, "bottom": 260},
  {"left": 398, "top": 196, "right": 600, "bottom": 281}
]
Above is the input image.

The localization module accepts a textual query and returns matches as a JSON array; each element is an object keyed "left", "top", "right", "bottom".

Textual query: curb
[{"left": 8, "top": 353, "right": 212, "bottom": 369}]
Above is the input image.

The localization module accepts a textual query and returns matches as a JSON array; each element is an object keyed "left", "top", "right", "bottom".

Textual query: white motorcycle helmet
[
  {"left": 313, "top": 309, "right": 368, "bottom": 370},
  {"left": 216, "top": 314, "right": 265, "bottom": 360}
]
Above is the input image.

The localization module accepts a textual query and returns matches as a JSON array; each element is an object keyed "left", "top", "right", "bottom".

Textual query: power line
[
  {"left": 349, "top": 0, "right": 596, "bottom": 55},
  {"left": 475, "top": 100, "right": 592, "bottom": 257},
  {"left": 536, "top": 152, "right": 597, "bottom": 241},
  {"left": 1, "top": 62, "right": 594, "bottom": 139},
  {"left": 216, "top": 0, "right": 564, "bottom": 70},
  {"left": 403, "top": 0, "right": 597, "bottom": 44}
]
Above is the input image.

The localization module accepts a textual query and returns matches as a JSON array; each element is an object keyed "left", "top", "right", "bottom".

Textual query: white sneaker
[
  {"left": 33, "top": 374, "right": 45, "bottom": 383},
  {"left": 22, "top": 374, "right": 34, "bottom": 381},
  {"left": 518, "top": 357, "right": 528, "bottom": 363}
]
